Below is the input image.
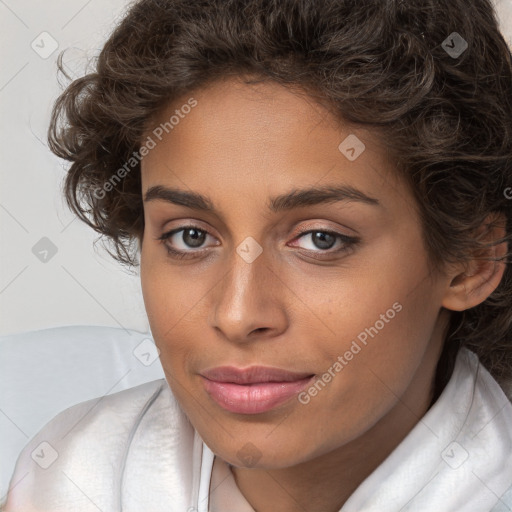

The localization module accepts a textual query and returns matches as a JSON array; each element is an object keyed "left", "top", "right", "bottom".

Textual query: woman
[{"left": 4, "top": 0, "right": 512, "bottom": 510}]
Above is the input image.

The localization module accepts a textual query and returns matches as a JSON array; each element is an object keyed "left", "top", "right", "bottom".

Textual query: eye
[
  {"left": 290, "top": 228, "right": 359, "bottom": 257},
  {"left": 156, "top": 225, "right": 217, "bottom": 259}
]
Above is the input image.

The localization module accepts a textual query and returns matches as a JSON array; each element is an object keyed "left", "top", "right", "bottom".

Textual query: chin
[{"left": 208, "top": 434, "right": 318, "bottom": 470}]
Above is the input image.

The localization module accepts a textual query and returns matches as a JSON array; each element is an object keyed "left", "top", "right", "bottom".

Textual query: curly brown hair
[{"left": 48, "top": 0, "right": 512, "bottom": 396}]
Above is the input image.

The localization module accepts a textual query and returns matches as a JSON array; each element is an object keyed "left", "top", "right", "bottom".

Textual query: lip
[{"left": 200, "top": 366, "right": 315, "bottom": 414}]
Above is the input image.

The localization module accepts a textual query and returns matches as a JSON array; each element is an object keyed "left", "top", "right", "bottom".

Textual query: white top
[{"left": 3, "top": 347, "right": 512, "bottom": 512}]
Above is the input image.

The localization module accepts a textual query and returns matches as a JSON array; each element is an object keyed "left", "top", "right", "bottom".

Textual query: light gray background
[{"left": 1, "top": 0, "right": 511, "bottom": 336}]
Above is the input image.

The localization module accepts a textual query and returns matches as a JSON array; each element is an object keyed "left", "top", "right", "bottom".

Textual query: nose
[{"left": 208, "top": 243, "right": 289, "bottom": 344}]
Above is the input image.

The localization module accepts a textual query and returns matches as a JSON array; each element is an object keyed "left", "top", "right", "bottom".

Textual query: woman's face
[{"left": 139, "top": 76, "right": 452, "bottom": 469}]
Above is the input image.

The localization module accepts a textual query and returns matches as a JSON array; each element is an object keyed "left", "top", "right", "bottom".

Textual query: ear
[{"left": 442, "top": 214, "right": 508, "bottom": 312}]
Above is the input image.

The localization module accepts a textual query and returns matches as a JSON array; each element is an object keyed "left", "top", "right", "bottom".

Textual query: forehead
[
  {"left": 140, "top": 76, "right": 408, "bottom": 216},
  {"left": 145, "top": 78, "right": 345, "bottom": 161}
]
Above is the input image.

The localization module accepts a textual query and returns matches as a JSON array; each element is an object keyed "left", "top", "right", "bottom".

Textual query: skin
[{"left": 139, "top": 76, "right": 506, "bottom": 512}]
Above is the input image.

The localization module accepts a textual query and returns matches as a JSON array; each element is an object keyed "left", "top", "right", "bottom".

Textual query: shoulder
[
  {"left": 24, "top": 377, "right": 169, "bottom": 449},
  {"left": 445, "top": 348, "right": 512, "bottom": 508},
  {"left": 2, "top": 378, "right": 191, "bottom": 512}
]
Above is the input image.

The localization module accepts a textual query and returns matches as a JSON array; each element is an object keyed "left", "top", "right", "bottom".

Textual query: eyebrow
[{"left": 143, "top": 184, "right": 380, "bottom": 212}]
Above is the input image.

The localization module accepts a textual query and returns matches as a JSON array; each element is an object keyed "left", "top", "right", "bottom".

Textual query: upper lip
[{"left": 200, "top": 366, "right": 315, "bottom": 384}]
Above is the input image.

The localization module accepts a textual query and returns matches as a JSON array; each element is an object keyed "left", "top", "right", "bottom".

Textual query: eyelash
[{"left": 156, "top": 224, "right": 360, "bottom": 261}]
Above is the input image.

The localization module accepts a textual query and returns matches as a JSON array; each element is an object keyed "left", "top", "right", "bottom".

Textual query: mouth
[{"left": 200, "top": 366, "right": 316, "bottom": 414}]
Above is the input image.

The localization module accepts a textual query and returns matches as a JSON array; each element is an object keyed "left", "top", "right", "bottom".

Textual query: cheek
[
  {"left": 301, "top": 251, "right": 440, "bottom": 410},
  {"left": 140, "top": 250, "right": 216, "bottom": 375},
  {"left": 308, "top": 277, "right": 442, "bottom": 433},
  {"left": 293, "top": 247, "right": 431, "bottom": 359},
  {"left": 141, "top": 239, "right": 194, "bottom": 328}
]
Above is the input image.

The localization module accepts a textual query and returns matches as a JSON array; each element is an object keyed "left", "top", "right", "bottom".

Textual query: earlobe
[{"left": 442, "top": 218, "right": 508, "bottom": 312}]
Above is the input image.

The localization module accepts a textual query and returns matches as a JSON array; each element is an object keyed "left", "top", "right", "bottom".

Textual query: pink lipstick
[{"left": 200, "top": 366, "right": 315, "bottom": 414}]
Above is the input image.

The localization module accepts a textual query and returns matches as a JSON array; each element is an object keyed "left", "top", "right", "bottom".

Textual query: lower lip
[{"left": 201, "top": 375, "right": 315, "bottom": 414}]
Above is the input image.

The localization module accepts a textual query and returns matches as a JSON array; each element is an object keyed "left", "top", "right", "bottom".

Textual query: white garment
[{"left": 2, "top": 347, "right": 512, "bottom": 512}]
